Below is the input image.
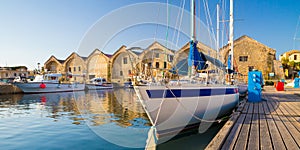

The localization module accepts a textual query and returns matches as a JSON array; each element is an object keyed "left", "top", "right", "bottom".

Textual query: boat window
[{"left": 102, "top": 78, "right": 106, "bottom": 82}]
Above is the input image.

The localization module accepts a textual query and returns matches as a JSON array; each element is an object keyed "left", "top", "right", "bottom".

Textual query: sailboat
[{"left": 134, "top": 0, "right": 239, "bottom": 138}]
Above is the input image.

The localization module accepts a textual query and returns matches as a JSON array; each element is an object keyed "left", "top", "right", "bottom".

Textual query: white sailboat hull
[
  {"left": 14, "top": 82, "right": 85, "bottom": 93},
  {"left": 134, "top": 85, "right": 239, "bottom": 136}
]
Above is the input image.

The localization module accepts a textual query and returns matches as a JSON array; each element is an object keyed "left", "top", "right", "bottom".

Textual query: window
[
  {"left": 294, "top": 55, "right": 297, "bottom": 60},
  {"left": 148, "top": 63, "right": 152, "bottom": 68},
  {"left": 14, "top": 73, "right": 17, "bottom": 76},
  {"left": 248, "top": 66, "right": 254, "bottom": 71},
  {"left": 168, "top": 55, "right": 174, "bottom": 62},
  {"left": 155, "top": 62, "right": 159, "bottom": 68},
  {"left": 128, "top": 70, "right": 131, "bottom": 75},
  {"left": 120, "top": 71, "right": 123, "bottom": 76},
  {"left": 123, "top": 57, "right": 128, "bottom": 64},
  {"left": 78, "top": 66, "right": 81, "bottom": 72},
  {"left": 69, "top": 67, "right": 72, "bottom": 72},
  {"left": 239, "top": 56, "right": 248, "bottom": 62},
  {"left": 6, "top": 73, "right": 8, "bottom": 77},
  {"left": 74, "top": 67, "right": 76, "bottom": 72},
  {"left": 164, "top": 61, "right": 167, "bottom": 69},
  {"left": 155, "top": 53, "right": 160, "bottom": 58}
]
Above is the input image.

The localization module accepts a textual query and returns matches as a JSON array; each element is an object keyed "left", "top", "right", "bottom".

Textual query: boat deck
[{"left": 206, "top": 87, "right": 300, "bottom": 149}]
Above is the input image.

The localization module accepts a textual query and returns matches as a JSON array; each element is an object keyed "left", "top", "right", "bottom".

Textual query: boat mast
[
  {"left": 229, "top": 0, "right": 234, "bottom": 71},
  {"left": 216, "top": 4, "right": 220, "bottom": 59},
  {"left": 191, "top": 0, "right": 196, "bottom": 42},
  {"left": 188, "top": 0, "right": 196, "bottom": 77}
]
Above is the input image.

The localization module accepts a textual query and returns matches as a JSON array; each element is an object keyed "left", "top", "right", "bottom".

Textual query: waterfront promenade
[{"left": 206, "top": 86, "right": 300, "bottom": 149}]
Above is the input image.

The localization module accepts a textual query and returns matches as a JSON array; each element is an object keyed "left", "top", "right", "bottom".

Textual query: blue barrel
[
  {"left": 295, "top": 78, "right": 300, "bottom": 88},
  {"left": 248, "top": 71, "right": 263, "bottom": 102}
]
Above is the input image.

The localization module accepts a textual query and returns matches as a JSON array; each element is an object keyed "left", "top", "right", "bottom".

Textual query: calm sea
[{"left": 0, "top": 88, "right": 224, "bottom": 150}]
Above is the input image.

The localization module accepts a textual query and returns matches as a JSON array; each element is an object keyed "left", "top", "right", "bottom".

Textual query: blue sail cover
[
  {"left": 227, "top": 54, "right": 234, "bottom": 74},
  {"left": 188, "top": 40, "right": 207, "bottom": 70},
  {"left": 227, "top": 54, "right": 231, "bottom": 70}
]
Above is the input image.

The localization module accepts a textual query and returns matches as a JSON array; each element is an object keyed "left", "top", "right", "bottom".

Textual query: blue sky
[{"left": 0, "top": 0, "right": 300, "bottom": 70}]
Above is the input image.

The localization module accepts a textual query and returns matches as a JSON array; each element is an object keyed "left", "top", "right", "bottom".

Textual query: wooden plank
[
  {"left": 280, "top": 103, "right": 300, "bottom": 132},
  {"left": 265, "top": 114, "right": 286, "bottom": 150},
  {"left": 248, "top": 102, "right": 254, "bottom": 114},
  {"left": 262, "top": 101, "right": 271, "bottom": 115},
  {"left": 259, "top": 114, "right": 273, "bottom": 150},
  {"left": 270, "top": 102, "right": 300, "bottom": 149},
  {"left": 234, "top": 113, "right": 252, "bottom": 150},
  {"left": 221, "top": 113, "right": 246, "bottom": 150},
  {"left": 236, "top": 100, "right": 246, "bottom": 112},
  {"left": 205, "top": 112, "right": 240, "bottom": 150},
  {"left": 269, "top": 100, "right": 298, "bottom": 150},
  {"left": 248, "top": 113, "right": 259, "bottom": 150},
  {"left": 258, "top": 102, "right": 264, "bottom": 114},
  {"left": 242, "top": 102, "right": 250, "bottom": 114},
  {"left": 253, "top": 103, "right": 259, "bottom": 114},
  {"left": 272, "top": 115, "right": 298, "bottom": 149}
]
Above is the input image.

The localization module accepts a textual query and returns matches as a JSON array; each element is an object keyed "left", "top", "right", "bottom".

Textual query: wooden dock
[{"left": 206, "top": 87, "right": 300, "bottom": 150}]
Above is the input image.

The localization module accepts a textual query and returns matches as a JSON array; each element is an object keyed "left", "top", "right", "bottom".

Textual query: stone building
[
  {"left": 86, "top": 49, "right": 112, "bottom": 81},
  {"left": 138, "top": 42, "right": 175, "bottom": 81},
  {"left": 0, "top": 66, "right": 29, "bottom": 80},
  {"left": 279, "top": 49, "right": 300, "bottom": 78},
  {"left": 111, "top": 46, "right": 140, "bottom": 84},
  {"left": 44, "top": 55, "right": 65, "bottom": 73},
  {"left": 279, "top": 50, "right": 300, "bottom": 62},
  {"left": 220, "top": 35, "right": 277, "bottom": 81}
]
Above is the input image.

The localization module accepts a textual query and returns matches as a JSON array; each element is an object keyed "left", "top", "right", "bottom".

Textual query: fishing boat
[
  {"left": 14, "top": 73, "right": 85, "bottom": 93},
  {"left": 134, "top": 0, "right": 239, "bottom": 138},
  {"left": 85, "top": 77, "right": 113, "bottom": 90}
]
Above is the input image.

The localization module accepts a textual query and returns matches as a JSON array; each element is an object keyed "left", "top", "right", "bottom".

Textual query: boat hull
[
  {"left": 85, "top": 83, "right": 113, "bottom": 90},
  {"left": 134, "top": 85, "right": 239, "bottom": 136},
  {"left": 14, "top": 82, "right": 85, "bottom": 93}
]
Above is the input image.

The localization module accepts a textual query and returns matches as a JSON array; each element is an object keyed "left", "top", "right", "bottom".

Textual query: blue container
[
  {"left": 294, "top": 78, "right": 300, "bottom": 88},
  {"left": 248, "top": 71, "right": 263, "bottom": 102}
]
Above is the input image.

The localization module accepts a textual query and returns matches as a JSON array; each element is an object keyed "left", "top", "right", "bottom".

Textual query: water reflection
[{"left": 0, "top": 88, "right": 224, "bottom": 149}]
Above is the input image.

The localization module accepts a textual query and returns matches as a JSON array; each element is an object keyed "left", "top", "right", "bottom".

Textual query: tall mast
[
  {"left": 191, "top": 0, "right": 196, "bottom": 42},
  {"left": 217, "top": 4, "right": 220, "bottom": 58},
  {"left": 229, "top": 0, "right": 234, "bottom": 71}
]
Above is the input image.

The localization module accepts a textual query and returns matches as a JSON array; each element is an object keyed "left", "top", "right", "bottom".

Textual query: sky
[{"left": 0, "top": 0, "right": 300, "bottom": 70}]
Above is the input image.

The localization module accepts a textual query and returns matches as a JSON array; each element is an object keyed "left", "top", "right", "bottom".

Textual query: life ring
[{"left": 40, "top": 83, "right": 46, "bottom": 89}]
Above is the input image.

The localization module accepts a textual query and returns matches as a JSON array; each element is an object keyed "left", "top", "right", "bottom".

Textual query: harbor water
[{"left": 0, "top": 88, "right": 225, "bottom": 150}]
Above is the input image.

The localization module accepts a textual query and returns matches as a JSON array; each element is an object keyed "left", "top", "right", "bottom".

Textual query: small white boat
[
  {"left": 85, "top": 77, "right": 113, "bottom": 90},
  {"left": 14, "top": 73, "right": 85, "bottom": 93}
]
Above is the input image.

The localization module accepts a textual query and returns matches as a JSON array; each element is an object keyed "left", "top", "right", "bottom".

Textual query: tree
[{"left": 281, "top": 57, "right": 289, "bottom": 69}]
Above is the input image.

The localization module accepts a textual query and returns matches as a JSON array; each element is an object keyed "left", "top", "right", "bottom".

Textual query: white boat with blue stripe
[{"left": 134, "top": 0, "right": 239, "bottom": 139}]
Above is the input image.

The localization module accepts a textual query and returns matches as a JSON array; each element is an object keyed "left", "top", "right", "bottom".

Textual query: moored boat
[
  {"left": 85, "top": 77, "right": 113, "bottom": 90},
  {"left": 134, "top": 0, "right": 239, "bottom": 139},
  {"left": 14, "top": 73, "right": 85, "bottom": 93}
]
